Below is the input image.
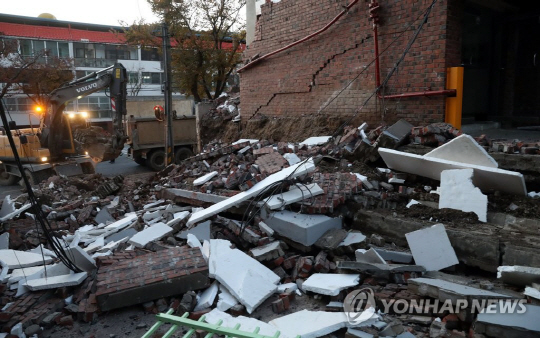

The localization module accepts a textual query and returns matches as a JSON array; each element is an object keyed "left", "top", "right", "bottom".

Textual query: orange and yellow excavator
[{"left": 0, "top": 63, "right": 128, "bottom": 185}]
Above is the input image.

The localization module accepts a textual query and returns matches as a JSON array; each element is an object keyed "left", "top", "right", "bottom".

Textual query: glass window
[
  {"left": 58, "top": 42, "right": 69, "bottom": 57},
  {"left": 142, "top": 72, "right": 162, "bottom": 84},
  {"left": 141, "top": 47, "right": 161, "bottom": 61},
  {"left": 151, "top": 73, "right": 161, "bottom": 84},
  {"left": 128, "top": 72, "right": 139, "bottom": 83},
  {"left": 20, "top": 40, "right": 32, "bottom": 56},
  {"left": 46, "top": 41, "right": 58, "bottom": 57},
  {"left": 33, "top": 40, "right": 45, "bottom": 54}
]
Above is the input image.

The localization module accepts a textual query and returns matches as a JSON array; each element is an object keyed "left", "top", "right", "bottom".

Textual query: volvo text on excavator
[{"left": 0, "top": 63, "right": 128, "bottom": 185}]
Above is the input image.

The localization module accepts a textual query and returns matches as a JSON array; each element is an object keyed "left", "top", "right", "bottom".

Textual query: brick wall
[{"left": 241, "top": 0, "right": 459, "bottom": 127}]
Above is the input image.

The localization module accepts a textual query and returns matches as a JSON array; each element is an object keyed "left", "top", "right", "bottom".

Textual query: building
[
  {"left": 242, "top": 0, "right": 540, "bottom": 129},
  {"left": 0, "top": 13, "right": 193, "bottom": 129}
]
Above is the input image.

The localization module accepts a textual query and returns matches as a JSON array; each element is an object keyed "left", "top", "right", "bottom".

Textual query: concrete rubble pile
[{"left": 1, "top": 119, "right": 540, "bottom": 337}]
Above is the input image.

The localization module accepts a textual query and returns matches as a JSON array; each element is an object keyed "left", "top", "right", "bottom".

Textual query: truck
[
  {"left": 0, "top": 63, "right": 128, "bottom": 185},
  {"left": 126, "top": 114, "right": 196, "bottom": 171}
]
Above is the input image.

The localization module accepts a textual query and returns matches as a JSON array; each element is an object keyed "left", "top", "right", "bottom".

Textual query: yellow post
[{"left": 445, "top": 66, "right": 464, "bottom": 129}]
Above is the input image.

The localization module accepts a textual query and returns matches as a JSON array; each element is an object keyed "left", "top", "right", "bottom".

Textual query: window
[
  {"left": 58, "top": 42, "right": 69, "bottom": 57},
  {"left": 3, "top": 97, "right": 33, "bottom": 112},
  {"left": 105, "top": 45, "right": 137, "bottom": 60},
  {"left": 20, "top": 40, "right": 32, "bottom": 56},
  {"left": 142, "top": 72, "right": 162, "bottom": 84},
  {"left": 141, "top": 47, "right": 161, "bottom": 61},
  {"left": 128, "top": 72, "right": 139, "bottom": 84}
]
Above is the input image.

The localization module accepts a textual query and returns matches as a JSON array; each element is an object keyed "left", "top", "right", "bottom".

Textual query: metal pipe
[
  {"left": 371, "top": 0, "right": 454, "bottom": 99},
  {"left": 238, "top": 0, "right": 360, "bottom": 73}
]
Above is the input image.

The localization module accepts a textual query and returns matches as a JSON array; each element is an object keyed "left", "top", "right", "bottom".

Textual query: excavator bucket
[{"left": 73, "top": 126, "right": 123, "bottom": 163}]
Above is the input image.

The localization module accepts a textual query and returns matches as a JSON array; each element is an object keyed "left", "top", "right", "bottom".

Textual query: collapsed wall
[{"left": 240, "top": 0, "right": 461, "bottom": 126}]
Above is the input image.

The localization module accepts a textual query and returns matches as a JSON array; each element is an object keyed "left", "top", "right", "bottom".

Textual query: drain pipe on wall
[{"left": 370, "top": 0, "right": 456, "bottom": 99}]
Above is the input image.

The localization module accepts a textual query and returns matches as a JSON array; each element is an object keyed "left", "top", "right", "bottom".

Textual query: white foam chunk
[
  {"left": 525, "top": 287, "right": 540, "bottom": 300},
  {"left": 439, "top": 169, "right": 487, "bottom": 222},
  {"left": 187, "top": 234, "right": 202, "bottom": 249},
  {"left": 424, "top": 134, "right": 498, "bottom": 168},
  {"left": 270, "top": 310, "right": 378, "bottom": 338},
  {"left": 104, "top": 213, "right": 138, "bottom": 231},
  {"left": 302, "top": 274, "right": 360, "bottom": 296},
  {"left": 188, "top": 158, "right": 316, "bottom": 225},
  {"left": 24, "top": 272, "right": 87, "bottom": 291},
  {"left": 194, "top": 171, "right": 219, "bottom": 186},
  {"left": 217, "top": 284, "right": 238, "bottom": 311},
  {"left": 205, "top": 309, "right": 282, "bottom": 337},
  {"left": 232, "top": 139, "right": 259, "bottom": 145},
  {"left": 378, "top": 148, "right": 526, "bottom": 196},
  {"left": 0, "top": 250, "right": 53, "bottom": 269},
  {"left": 208, "top": 239, "right": 279, "bottom": 313},
  {"left": 194, "top": 281, "right": 219, "bottom": 311},
  {"left": 299, "top": 136, "right": 331, "bottom": 146},
  {"left": 405, "top": 224, "right": 459, "bottom": 271},
  {"left": 128, "top": 222, "right": 173, "bottom": 248},
  {"left": 283, "top": 153, "right": 301, "bottom": 165},
  {"left": 263, "top": 183, "right": 324, "bottom": 210},
  {"left": 339, "top": 231, "right": 366, "bottom": 247}
]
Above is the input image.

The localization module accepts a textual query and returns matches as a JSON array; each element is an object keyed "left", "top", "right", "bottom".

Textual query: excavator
[{"left": 0, "top": 63, "right": 128, "bottom": 185}]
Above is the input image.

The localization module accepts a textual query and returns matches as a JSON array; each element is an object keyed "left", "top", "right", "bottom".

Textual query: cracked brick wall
[{"left": 241, "top": 0, "right": 460, "bottom": 126}]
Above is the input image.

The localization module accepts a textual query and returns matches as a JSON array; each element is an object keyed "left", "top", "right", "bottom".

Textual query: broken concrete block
[
  {"left": 525, "top": 287, "right": 540, "bottom": 301},
  {"left": 263, "top": 210, "right": 342, "bottom": 246},
  {"left": 187, "top": 234, "right": 202, "bottom": 249},
  {"left": 217, "top": 284, "right": 238, "bottom": 312},
  {"left": 178, "top": 221, "right": 211, "bottom": 241},
  {"left": 408, "top": 277, "right": 512, "bottom": 300},
  {"left": 302, "top": 273, "right": 360, "bottom": 296},
  {"left": 269, "top": 310, "right": 379, "bottom": 338},
  {"left": 194, "top": 171, "right": 219, "bottom": 186},
  {"left": 7, "top": 266, "right": 45, "bottom": 285},
  {"left": 166, "top": 210, "right": 191, "bottom": 227},
  {"left": 378, "top": 148, "right": 527, "bottom": 196},
  {"left": 104, "top": 213, "right": 138, "bottom": 232},
  {"left": 258, "top": 221, "right": 274, "bottom": 237},
  {"left": 300, "top": 136, "right": 331, "bottom": 146},
  {"left": 474, "top": 304, "right": 540, "bottom": 338},
  {"left": 425, "top": 134, "right": 498, "bottom": 168},
  {"left": 439, "top": 169, "right": 487, "bottom": 222},
  {"left": 338, "top": 231, "right": 367, "bottom": 250},
  {"left": 24, "top": 272, "right": 87, "bottom": 291},
  {"left": 262, "top": 183, "right": 324, "bottom": 210},
  {"left": 0, "top": 249, "right": 53, "bottom": 269},
  {"left": 497, "top": 266, "right": 540, "bottom": 287},
  {"left": 104, "top": 228, "right": 137, "bottom": 244},
  {"left": 208, "top": 239, "right": 279, "bottom": 313},
  {"left": 194, "top": 281, "right": 219, "bottom": 311},
  {"left": 355, "top": 248, "right": 387, "bottom": 264},
  {"left": 128, "top": 222, "right": 173, "bottom": 248},
  {"left": 405, "top": 224, "right": 459, "bottom": 271},
  {"left": 373, "top": 248, "right": 413, "bottom": 264},
  {"left": 65, "top": 246, "right": 96, "bottom": 273},
  {"left": 0, "top": 232, "right": 9, "bottom": 250},
  {"left": 188, "top": 158, "right": 316, "bottom": 226},
  {"left": 383, "top": 119, "right": 414, "bottom": 143},
  {"left": 95, "top": 207, "right": 114, "bottom": 225},
  {"left": 249, "top": 241, "right": 285, "bottom": 262},
  {"left": 314, "top": 228, "right": 348, "bottom": 250},
  {"left": 337, "top": 261, "right": 426, "bottom": 274}
]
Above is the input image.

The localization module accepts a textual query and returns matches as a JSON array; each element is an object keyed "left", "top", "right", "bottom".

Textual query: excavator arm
[{"left": 41, "top": 63, "right": 128, "bottom": 161}]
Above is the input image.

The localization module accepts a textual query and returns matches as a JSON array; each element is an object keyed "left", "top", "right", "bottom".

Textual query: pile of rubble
[{"left": 1, "top": 119, "right": 540, "bottom": 338}]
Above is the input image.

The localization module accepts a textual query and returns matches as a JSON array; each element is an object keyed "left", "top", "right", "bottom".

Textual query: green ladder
[{"left": 142, "top": 310, "right": 297, "bottom": 338}]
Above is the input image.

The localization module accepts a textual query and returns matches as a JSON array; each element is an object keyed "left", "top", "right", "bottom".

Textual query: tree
[
  {"left": 123, "top": 0, "right": 245, "bottom": 102},
  {"left": 0, "top": 36, "right": 73, "bottom": 108}
]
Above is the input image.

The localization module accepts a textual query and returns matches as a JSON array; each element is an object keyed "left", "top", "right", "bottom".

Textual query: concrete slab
[
  {"left": 355, "top": 248, "right": 387, "bottom": 264},
  {"left": 258, "top": 221, "right": 274, "bottom": 236},
  {"left": 177, "top": 221, "right": 211, "bottom": 241},
  {"left": 208, "top": 239, "right": 279, "bottom": 313},
  {"left": 439, "top": 169, "right": 487, "bottom": 222},
  {"left": 24, "top": 272, "right": 87, "bottom": 291},
  {"left": 315, "top": 228, "right": 349, "bottom": 250},
  {"left": 187, "top": 234, "right": 202, "bottom": 249},
  {"left": 339, "top": 231, "right": 367, "bottom": 247},
  {"left": 425, "top": 134, "right": 498, "bottom": 168},
  {"left": 0, "top": 249, "right": 53, "bottom": 269},
  {"left": 249, "top": 241, "right": 285, "bottom": 262},
  {"left": 7, "top": 266, "right": 45, "bottom": 285},
  {"left": 408, "top": 278, "right": 512, "bottom": 300},
  {"left": 65, "top": 246, "right": 97, "bottom": 273},
  {"left": 0, "top": 203, "right": 31, "bottom": 222},
  {"left": 0, "top": 233, "right": 8, "bottom": 250},
  {"left": 302, "top": 273, "right": 360, "bottom": 296},
  {"left": 232, "top": 139, "right": 259, "bottom": 145},
  {"left": 263, "top": 210, "right": 342, "bottom": 246},
  {"left": 95, "top": 207, "right": 114, "bottom": 225},
  {"left": 205, "top": 309, "right": 283, "bottom": 338},
  {"left": 300, "top": 136, "right": 331, "bottom": 146},
  {"left": 475, "top": 304, "right": 540, "bottom": 338},
  {"left": 269, "top": 310, "right": 379, "bottom": 338},
  {"left": 383, "top": 119, "right": 414, "bottom": 142},
  {"left": 194, "top": 171, "right": 219, "bottom": 186},
  {"left": 337, "top": 261, "right": 425, "bottom": 274},
  {"left": 128, "top": 223, "right": 173, "bottom": 248},
  {"left": 373, "top": 248, "right": 413, "bottom": 264},
  {"left": 166, "top": 211, "right": 191, "bottom": 227},
  {"left": 188, "top": 159, "right": 316, "bottom": 225},
  {"left": 525, "top": 287, "right": 540, "bottom": 301},
  {"left": 262, "top": 183, "right": 324, "bottom": 210},
  {"left": 104, "top": 213, "right": 138, "bottom": 232},
  {"left": 497, "top": 266, "right": 540, "bottom": 287},
  {"left": 104, "top": 228, "right": 137, "bottom": 244},
  {"left": 378, "top": 148, "right": 527, "bottom": 196},
  {"left": 194, "top": 281, "right": 219, "bottom": 311},
  {"left": 163, "top": 189, "right": 228, "bottom": 206},
  {"left": 405, "top": 224, "right": 459, "bottom": 271},
  {"left": 83, "top": 236, "right": 105, "bottom": 254}
]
